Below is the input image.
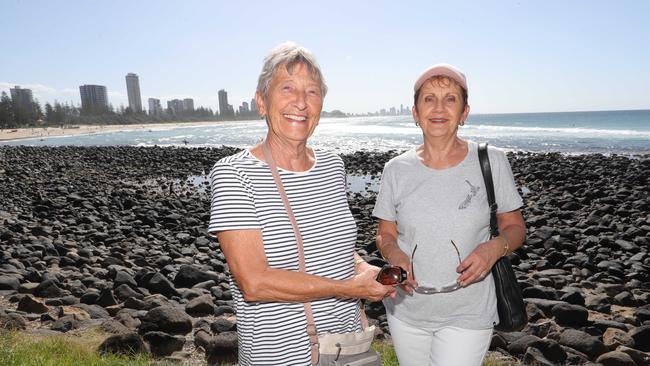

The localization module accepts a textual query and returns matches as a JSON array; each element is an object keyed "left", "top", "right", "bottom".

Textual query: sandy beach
[{"left": 0, "top": 121, "right": 222, "bottom": 142}]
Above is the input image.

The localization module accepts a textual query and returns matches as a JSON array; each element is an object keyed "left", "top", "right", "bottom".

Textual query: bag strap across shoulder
[
  {"left": 477, "top": 143, "right": 500, "bottom": 238},
  {"left": 262, "top": 142, "right": 320, "bottom": 364},
  {"left": 261, "top": 142, "right": 369, "bottom": 365}
]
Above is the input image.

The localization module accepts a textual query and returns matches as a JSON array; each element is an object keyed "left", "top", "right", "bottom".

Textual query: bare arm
[
  {"left": 217, "top": 229, "right": 394, "bottom": 303},
  {"left": 376, "top": 219, "right": 417, "bottom": 293},
  {"left": 456, "top": 209, "right": 526, "bottom": 286}
]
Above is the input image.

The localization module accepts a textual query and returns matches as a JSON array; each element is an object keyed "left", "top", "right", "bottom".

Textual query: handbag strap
[
  {"left": 477, "top": 143, "right": 500, "bottom": 238},
  {"left": 261, "top": 142, "right": 371, "bottom": 364},
  {"left": 261, "top": 142, "right": 320, "bottom": 364}
]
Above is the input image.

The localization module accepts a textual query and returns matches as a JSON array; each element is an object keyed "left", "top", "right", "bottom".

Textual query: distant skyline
[{"left": 2, "top": 0, "right": 649, "bottom": 115}]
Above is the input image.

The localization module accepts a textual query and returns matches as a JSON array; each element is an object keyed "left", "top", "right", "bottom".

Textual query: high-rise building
[
  {"left": 250, "top": 98, "right": 257, "bottom": 114},
  {"left": 148, "top": 98, "right": 162, "bottom": 115},
  {"left": 167, "top": 99, "right": 184, "bottom": 115},
  {"left": 125, "top": 73, "right": 142, "bottom": 113},
  {"left": 240, "top": 101, "right": 250, "bottom": 115},
  {"left": 9, "top": 86, "right": 35, "bottom": 122},
  {"left": 9, "top": 86, "right": 34, "bottom": 111},
  {"left": 183, "top": 98, "right": 194, "bottom": 112},
  {"left": 218, "top": 89, "right": 231, "bottom": 117},
  {"left": 79, "top": 84, "right": 108, "bottom": 114}
]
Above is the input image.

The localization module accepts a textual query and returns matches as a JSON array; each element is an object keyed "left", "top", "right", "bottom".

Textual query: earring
[
  {"left": 415, "top": 121, "right": 420, "bottom": 126},
  {"left": 459, "top": 120, "right": 465, "bottom": 126}
]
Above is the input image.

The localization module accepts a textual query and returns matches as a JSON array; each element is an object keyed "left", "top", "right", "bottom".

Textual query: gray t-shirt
[{"left": 372, "top": 140, "right": 523, "bottom": 329}]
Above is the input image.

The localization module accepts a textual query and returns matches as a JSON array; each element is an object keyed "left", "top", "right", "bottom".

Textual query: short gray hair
[{"left": 256, "top": 41, "right": 328, "bottom": 101}]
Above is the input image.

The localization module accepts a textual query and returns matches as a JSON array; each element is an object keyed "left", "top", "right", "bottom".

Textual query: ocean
[{"left": 2, "top": 109, "right": 649, "bottom": 155}]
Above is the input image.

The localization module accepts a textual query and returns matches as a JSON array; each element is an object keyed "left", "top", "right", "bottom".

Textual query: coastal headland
[{"left": 0, "top": 146, "right": 649, "bottom": 365}]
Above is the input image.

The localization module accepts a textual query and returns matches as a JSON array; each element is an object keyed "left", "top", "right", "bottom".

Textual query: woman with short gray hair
[{"left": 208, "top": 41, "right": 393, "bottom": 365}]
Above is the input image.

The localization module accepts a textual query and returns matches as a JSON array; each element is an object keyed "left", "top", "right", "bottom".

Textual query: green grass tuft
[
  {"left": 0, "top": 329, "right": 155, "bottom": 366},
  {"left": 372, "top": 340, "right": 399, "bottom": 366},
  {"left": 1, "top": 329, "right": 522, "bottom": 365}
]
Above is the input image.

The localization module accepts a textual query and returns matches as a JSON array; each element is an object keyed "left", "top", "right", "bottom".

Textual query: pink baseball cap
[{"left": 413, "top": 63, "right": 467, "bottom": 92}]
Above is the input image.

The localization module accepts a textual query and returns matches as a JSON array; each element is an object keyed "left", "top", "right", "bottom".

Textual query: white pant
[{"left": 387, "top": 314, "right": 493, "bottom": 366}]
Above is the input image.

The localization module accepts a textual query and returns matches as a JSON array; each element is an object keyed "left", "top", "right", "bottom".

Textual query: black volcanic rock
[
  {"left": 551, "top": 303, "right": 590, "bottom": 326},
  {"left": 17, "top": 295, "right": 49, "bottom": 314},
  {"left": 559, "top": 328, "right": 608, "bottom": 358},
  {"left": 146, "top": 272, "right": 179, "bottom": 297},
  {"left": 98, "top": 332, "right": 147, "bottom": 356},
  {"left": 185, "top": 294, "right": 214, "bottom": 317},
  {"left": 174, "top": 265, "right": 221, "bottom": 288},
  {"left": 595, "top": 351, "right": 637, "bottom": 366},
  {"left": 629, "top": 325, "right": 650, "bottom": 352},
  {"left": 1, "top": 146, "right": 649, "bottom": 365},
  {"left": 141, "top": 306, "right": 193, "bottom": 335},
  {"left": 143, "top": 331, "right": 185, "bottom": 357},
  {"left": 0, "top": 276, "right": 20, "bottom": 291}
]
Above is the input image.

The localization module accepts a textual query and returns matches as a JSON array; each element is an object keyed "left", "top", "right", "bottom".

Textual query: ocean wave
[{"left": 465, "top": 124, "right": 650, "bottom": 137}]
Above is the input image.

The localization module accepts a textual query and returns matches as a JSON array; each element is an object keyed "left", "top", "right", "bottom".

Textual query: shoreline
[{"left": 0, "top": 121, "right": 226, "bottom": 142}]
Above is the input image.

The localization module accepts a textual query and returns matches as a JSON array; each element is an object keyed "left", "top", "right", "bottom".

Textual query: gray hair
[{"left": 256, "top": 41, "right": 328, "bottom": 101}]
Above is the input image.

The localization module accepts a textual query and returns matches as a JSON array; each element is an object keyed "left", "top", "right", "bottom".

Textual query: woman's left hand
[{"left": 455, "top": 238, "right": 502, "bottom": 287}]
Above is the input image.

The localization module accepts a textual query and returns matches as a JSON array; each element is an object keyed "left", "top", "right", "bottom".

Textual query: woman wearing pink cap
[{"left": 372, "top": 64, "right": 526, "bottom": 365}]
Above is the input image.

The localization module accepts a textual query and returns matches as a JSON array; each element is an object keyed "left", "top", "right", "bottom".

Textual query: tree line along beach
[{"left": 0, "top": 117, "right": 649, "bottom": 365}]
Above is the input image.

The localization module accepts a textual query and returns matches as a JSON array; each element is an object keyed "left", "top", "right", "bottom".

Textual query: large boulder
[
  {"left": 551, "top": 303, "right": 589, "bottom": 326},
  {"left": 559, "top": 328, "right": 608, "bottom": 358},
  {"left": 595, "top": 351, "right": 637, "bottom": 366},
  {"left": 146, "top": 273, "right": 179, "bottom": 297},
  {"left": 0, "top": 313, "right": 27, "bottom": 330},
  {"left": 98, "top": 332, "right": 147, "bottom": 356},
  {"left": 141, "top": 306, "right": 193, "bottom": 335},
  {"left": 174, "top": 265, "right": 221, "bottom": 288},
  {"left": 629, "top": 325, "right": 650, "bottom": 352},
  {"left": 51, "top": 315, "right": 79, "bottom": 332},
  {"left": 0, "top": 276, "right": 20, "bottom": 291},
  {"left": 17, "top": 295, "right": 49, "bottom": 314},
  {"left": 142, "top": 331, "right": 185, "bottom": 357},
  {"left": 205, "top": 331, "right": 238, "bottom": 365},
  {"left": 603, "top": 328, "right": 635, "bottom": 350},
  {"left": 185, "top": 294, "right": 214, "bottom": 317}
]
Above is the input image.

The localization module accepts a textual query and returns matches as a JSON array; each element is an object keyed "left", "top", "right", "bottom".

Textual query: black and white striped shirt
[{"left": 208, "top": 148, "right": 361, "bottom": 366}]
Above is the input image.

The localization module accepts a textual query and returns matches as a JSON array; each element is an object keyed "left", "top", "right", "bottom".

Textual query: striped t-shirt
[{"left": 208, "top": 148, "right": 362, "bottom": 366}]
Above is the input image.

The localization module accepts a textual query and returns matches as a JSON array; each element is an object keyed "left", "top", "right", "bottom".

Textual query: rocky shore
[{"left": 0, "top": 146, "right": 649, "bottom": 365}]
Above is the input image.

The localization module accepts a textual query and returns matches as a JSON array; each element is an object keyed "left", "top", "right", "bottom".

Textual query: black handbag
[{"left": 477, "top": 143, "right": 527, "bottom": 332}]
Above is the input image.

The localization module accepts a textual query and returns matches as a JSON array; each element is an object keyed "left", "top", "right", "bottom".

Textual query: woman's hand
[
  {"left": 457, "top": 210, "right": 526, "bottom": 287},
  {"left": 455, "top": 238, "right": 503, "bottom": 287},
  {"left": 384, "top": 248, "right": 417, "bottom": 296},
  {"left": 376, "top": 220, "right": 418, "bottom": 296},
  {"left": 349, "top": 265, "right": 396, "bottom": 302}
]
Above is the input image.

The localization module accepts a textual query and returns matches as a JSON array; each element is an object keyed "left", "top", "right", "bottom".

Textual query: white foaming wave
[
  {"left": 465, "top": 124, "right": 650, "bottom": 137},
  {"left": 317, "top": 124, "right": 418, "bottom": 135}
]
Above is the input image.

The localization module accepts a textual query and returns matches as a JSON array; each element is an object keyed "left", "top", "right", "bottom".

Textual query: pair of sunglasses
[
  {"left": 376, "top": 265, "right": 408, "bottom": 285},
  {"left": 375, "top": 240, "right": 463, "bottom": 294}
]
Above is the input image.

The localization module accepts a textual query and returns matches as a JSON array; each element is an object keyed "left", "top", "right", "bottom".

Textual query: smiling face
[
  {"left": 256, "top": 62, "right": 323, "bottom": 144},
  {"left": 412, "top": 76, "right": 469, "bottom": 140}
]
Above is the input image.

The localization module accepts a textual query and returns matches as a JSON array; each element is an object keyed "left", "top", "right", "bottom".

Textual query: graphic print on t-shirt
[{"left": 458, "top": 180, "right": 480, "bottom": 210}]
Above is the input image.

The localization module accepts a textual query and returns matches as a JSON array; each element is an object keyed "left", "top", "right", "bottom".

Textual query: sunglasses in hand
[
  {"left": 375, "top": 240, "right": 464, "bottom": 294},
  {"left": 376, "top": 265, "right": 408, "bottom": 286}
]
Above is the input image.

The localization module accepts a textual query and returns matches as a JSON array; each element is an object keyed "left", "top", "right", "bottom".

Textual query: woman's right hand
[{"left": 349, "top": 265, "right": 396, "bottom": 302}]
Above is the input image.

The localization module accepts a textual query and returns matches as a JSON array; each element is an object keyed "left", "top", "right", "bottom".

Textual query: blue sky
[{"left": 2, "top": 0, "right": 649, "bottom": 114}]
